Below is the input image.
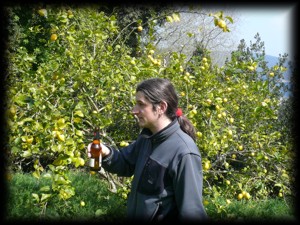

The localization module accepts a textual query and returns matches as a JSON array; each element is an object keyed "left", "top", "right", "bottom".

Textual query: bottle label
[{"left": 89, "top": 158, "right": 95, "bottom": 167}]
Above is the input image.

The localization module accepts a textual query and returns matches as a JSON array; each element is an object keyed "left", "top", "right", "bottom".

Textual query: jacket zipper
[{"left": 150, "top": 202, "right": 162, "bottom": 221}]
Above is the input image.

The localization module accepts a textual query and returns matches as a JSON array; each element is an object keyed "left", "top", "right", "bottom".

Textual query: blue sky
[{"left": 234, "top": 6, "right": 295, "bottom": 58}]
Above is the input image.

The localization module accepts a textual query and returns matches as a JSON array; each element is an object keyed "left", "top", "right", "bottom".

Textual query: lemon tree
[
  {"left": 5, "top": 5, "right": 180, "bottom": 205},
  {"left": 6, "top": 6, "right": 139, "bottom": 203},
  {"left": 178, "top": 36, "right": 294, "bottom": 213},
  {"left": 5, "top": 5, "right": 294, "bottom": 217}
]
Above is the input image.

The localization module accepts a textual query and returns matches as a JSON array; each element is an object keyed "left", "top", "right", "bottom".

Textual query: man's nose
[{"left": 132, "top": 105, "right": 138, "bottom": 115}]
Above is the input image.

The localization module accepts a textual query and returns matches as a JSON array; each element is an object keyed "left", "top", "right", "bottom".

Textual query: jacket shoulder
[{"left": 173, "top": 130, "right": 200, "bottom": 155}]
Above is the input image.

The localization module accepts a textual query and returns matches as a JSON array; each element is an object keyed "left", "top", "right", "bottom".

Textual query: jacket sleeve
[
  {"left": 102, "top": 141, "right": 138, "bottom": 177},
  {"left": 173, "top": 153, "right": 208, "bottom": 221}
]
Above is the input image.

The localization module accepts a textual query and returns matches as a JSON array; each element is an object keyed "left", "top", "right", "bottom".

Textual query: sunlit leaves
[{"left": 6, "top": 6, "right": 293, "bottom": 212}]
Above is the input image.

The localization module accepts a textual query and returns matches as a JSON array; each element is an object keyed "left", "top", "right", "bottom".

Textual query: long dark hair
[{"left": 136, "top": 78, "right": 196, "bottom": 141}]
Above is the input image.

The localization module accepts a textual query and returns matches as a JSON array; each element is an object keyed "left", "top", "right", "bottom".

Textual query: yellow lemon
[
  {"left": 137, "top": 26, "right": 143, "bottom": 32},
  {"left": 196, "top": 131, "right": 203, "bottom": 138},
  {"left": 217, "top": 19, "right": 226, "bottom": 28},
  {"left": 26, "top": 137, "right": 34, "bottom": 144},
  {"left": 245, "top": 192, "right": 251, "bottom": 200},
  {"left": 237, "top": 193, "right": 243, "bottom": 200},
  {"left": 204, "top": 162, "right": 210, "bottom": 170},
  {"left": 50, "top": 34, "right": 58, "bottom": 41},
  {"left": 38, "top": 9, "right": 47, "bottom": 17}
]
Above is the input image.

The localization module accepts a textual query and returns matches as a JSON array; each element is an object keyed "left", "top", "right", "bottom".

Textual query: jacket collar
[{"left": 140, "top": 119, "right": 179, "bottom": 144}]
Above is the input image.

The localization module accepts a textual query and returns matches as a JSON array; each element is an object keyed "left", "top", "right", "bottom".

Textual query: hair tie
[{"left": 176, "top": 108, "right": 183, "bottom": 117}]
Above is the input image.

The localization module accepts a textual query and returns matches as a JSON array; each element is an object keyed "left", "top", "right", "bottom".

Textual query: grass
[
  {"left": 5, "top": 170, "right": 127, "bottom": 222},
  {"left": 205, "top": 196, "right": 297, "bottom": 222},
  {"left": 4, "top": 171, "right": 297, "bottom": 223}
]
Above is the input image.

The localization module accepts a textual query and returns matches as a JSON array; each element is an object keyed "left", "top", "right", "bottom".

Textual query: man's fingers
[
  {"left": 87, "top": 143, "right": 92, "bottom": 157},
  {"left": 87, "top": 142, "right": 110, "bottom": 157},
  {"left": 100, "top": 143, "right": 110, "bottom": 156}
]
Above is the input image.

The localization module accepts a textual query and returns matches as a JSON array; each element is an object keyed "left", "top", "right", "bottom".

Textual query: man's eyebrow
[
  {"left": 136, "top": 99, "right": 145, "bottom": 103},
  {"left": 136, "top": 98, "right": 148, "bottom": 104}
]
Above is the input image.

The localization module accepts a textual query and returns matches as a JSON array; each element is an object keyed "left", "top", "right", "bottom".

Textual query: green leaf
[
  {"left": 11, "top": 146, "right": 20, "bottom": 154},
  {"left": 14, "top": 94, "right": 30, "bottom": 106},
  {"left": 42, "top": 173, "right": 52, "bottom": 179},
  {"left": 40, "top": 185, "right": 51, "bottom": 192},
  {"left": 214, "top": 18, "right": 218, "bottom": 26},
  {"left": 41, "top": 193, "right": 52, "bottom": 202},
  {"left": 52, "top": 158, "right": 63, "bottom": 166},
  {"left": 18, "top": 118, "right": 34, "bottom": 126},
  {"left": 59, "top": 186, "right": 75, "bottom": 200},
  {"left": 66, "top": 138, "right": 75, "bottom": 146},
  {"left": 75, "top": 130, "right": 83, "bottom": 137},
  {"left": 73, "top": 157, "right": 85, "bottom": 167},
  {"left": 95, "top": 209, "right": 105, "bottom": 217},
  {"left": 74, "top": 110, "right": 84, "bottom": 117},
  {"left": 274, "top": 183, "right": 282, "bottom": 187},
  {"left": 32, "top": 170, "right": 40, "bottom": 179},
  {"left": 187, "top": 32, "right": 194, "bottom": 37},
  {"left": 57, "top": 118, "right": 66, "bottom": 129},
  {"left": 225, "top": 16, "right": 234, "bottom": 23},
  {"left": 73, "top": 117, "right": 82, "bottom": 123},
  {"left": 22, "top": 150, "right": 32, "bottom": 158},
  {"left": 166, "top": 16, "right": 173, "bottom": 23},
  {"left": 32, "top": 193, "right": 40, "bottom": 203}
]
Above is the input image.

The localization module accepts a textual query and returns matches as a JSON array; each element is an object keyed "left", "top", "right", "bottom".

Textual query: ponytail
[{"left": 176, "top": 111, "right": 196, "bottom": 141}]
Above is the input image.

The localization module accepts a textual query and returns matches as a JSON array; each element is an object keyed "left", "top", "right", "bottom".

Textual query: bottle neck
[{"left": 93, "top": 128, "right": 100, "bottom": 140}]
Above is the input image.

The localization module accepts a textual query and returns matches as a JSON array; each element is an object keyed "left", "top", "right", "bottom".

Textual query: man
[{"left": 88, "top": 78, "right": 208, "bottom": 222}]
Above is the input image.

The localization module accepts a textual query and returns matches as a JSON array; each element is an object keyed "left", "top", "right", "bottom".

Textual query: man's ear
[{"left": 159, "top": 101, "right": 168, "bottom": 114}]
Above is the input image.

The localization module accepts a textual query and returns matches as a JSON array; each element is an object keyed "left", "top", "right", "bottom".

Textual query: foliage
[
  {"left": 5, "top": 171, "right": 127, "bottom": 221},
  {"left": 5, "top": 4, "right": 295, "bottom": 217},
  {"left": 6, "top": 4, "right": 139, "bottom": 201},
  {"left": 181, "top": 37, "right": 295, "bottom": 213},
  {"left": 5, "top": 172, "right": 295, "bottom": 221},
  {"left": 98, "top": 5, "right": 173, "bottom": 57}
]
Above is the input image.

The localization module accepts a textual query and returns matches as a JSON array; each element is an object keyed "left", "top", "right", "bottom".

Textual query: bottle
[{"left": 89, "top": 127, "right": 102, "bottom": 172}]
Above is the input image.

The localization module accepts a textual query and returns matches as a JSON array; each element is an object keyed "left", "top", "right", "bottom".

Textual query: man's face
[{"left": 132, "top": 91, "right": 159, "bottom": 131}]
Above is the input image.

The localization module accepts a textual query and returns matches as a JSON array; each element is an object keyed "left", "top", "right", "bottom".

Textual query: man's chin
[{"left": 137, "top": 120, "right": 146, "bottom": 128}]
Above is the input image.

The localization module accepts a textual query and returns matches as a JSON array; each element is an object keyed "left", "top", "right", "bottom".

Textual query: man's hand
[{"left": 87, "top": 142, "right": 111, "bottom": 157}]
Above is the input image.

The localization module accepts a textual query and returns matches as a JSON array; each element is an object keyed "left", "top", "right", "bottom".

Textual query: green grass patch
[
  {"left": 205, "top": 196, "right": 296, "bottom": 222},
  {"left": 4, "top": 171, "right": 297, "bottom": 222},
  {"left": 5, "top": 170, "right": 127, "bottom": 222}
]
